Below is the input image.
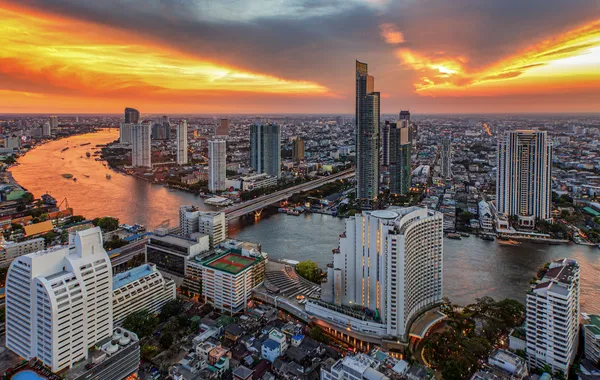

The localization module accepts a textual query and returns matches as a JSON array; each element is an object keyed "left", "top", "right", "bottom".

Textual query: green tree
[
  {"left": 93, "top": 217, "right": 119, "bottom": 232},
  {"left": 70, "top": 215, "right": 86, "bottom": 223},
  {"left": 0, "top": 306, "right": 5, "bottom": 323},
  {"left": 141, "top": 344, "right": 159, "bottom": 361},
  {"left": 123, "top": 310, "right": 158, "bottom": 338},
  {"left": 159, "top": 298, "right": 185, "bottom": 322},
  {"left": 43, "top": 231, "right": 57, "bottom": 245},
  {"left": 309, "top": 326, "right": 329, "bottom": 344},
  {"left": 159, "top": 333, "right": 174, "bottom": 349},
  {"left": 296, "top": 260, "right": 322, "bottom": 283}
]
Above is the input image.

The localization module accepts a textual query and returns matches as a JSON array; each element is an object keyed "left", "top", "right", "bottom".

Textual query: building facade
[
  {"left": 177, "top": 120, "right": 188, "bottom": 165},
  {"left": 49, "top": 116, "right": 58, "bottom": 130},
  {"left": 124, "top": 107, "right": 140, "bottom": 124},
  {"left": 131, "top": 122, "right": 152, "bottom": 167},
  {"left": 292, "top": 137, "right": 305, "bottom": 163},
  {"left": 119, "top": 122, "right": 133, "bottom": 144},
  {"left": 42, "top": 122, "right": 52, "bottom": 136},
  {"left": 388, "top": 117, "right": 412, "bottom": 196},
  {"left": 355, "top": 61, "right": 380, "bottom": 206},
  {"left": 209, "top": 139, "right": 227, "bottom": 192},
  {"left": 0, "top": 237, "right": 45, "bottom": 267},
  {"left": 314, "top": 207, "right": 443, "bottom": 340},
  {"left": 582, "top": 314, "right": 600, "bottom": 368},
  {"left": 217, "top": 118, "right": 229, "bottom": 136},
  {"left": 200, "top": 251, "right": 265, "bottom": 313},
  {"left": 440, "top": 139, "right": 452, "bottom": 178},
  {"left": 112, "top": 263, "right": 176, "bottom": 326},
  {"left": 526, "top": 258, "right": 580, "bottom": 374},
  {"left": 5, "top": 228, "right": 113, "bottom": 372},
  {"left": 179, "top": 206, "right": 227, "bottom": 245},
  {"left": 250, "top": 124, "right": 281, "bottom": 178},
  {"left": 496, "top": 130, "right": 552, "bottom": 227}
]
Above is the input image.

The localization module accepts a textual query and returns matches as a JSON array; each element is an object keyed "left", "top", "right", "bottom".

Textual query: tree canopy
[{"left": 296, "top": 260, "right": 323, "bottom": 283}]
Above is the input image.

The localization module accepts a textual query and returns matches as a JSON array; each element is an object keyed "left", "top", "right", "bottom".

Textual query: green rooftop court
[
  {"left": 584, "top": 314, "right": 600, "bottom": 335},
  {"left": 203, "top": 252, "right": 259, "bottom": 274}
]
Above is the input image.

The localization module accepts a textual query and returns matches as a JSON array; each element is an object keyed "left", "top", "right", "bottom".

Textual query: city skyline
[{"left": 1, "top": 0, "right": 599, "bottom": 114}]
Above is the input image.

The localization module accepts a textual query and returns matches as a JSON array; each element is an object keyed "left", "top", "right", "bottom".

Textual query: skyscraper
[
  {"left": 5, "top": 228, "right": 113, "bottom": 372},
  {"left": 131, "top": 121, "right": 152, "bottom": 168},
  {"left": 152, "top": 123, "right": 169, "bottom": 140},
  {"left": 526, "top": 258, "right": 580, "bottom": 374},
  {"left": 388, "top": 118, "right": 412, "bottom": 196},
  {"left": 179, "top": 206, "right": 227, "bottom": 245},
  {"left": 355, "top": 61, "right": 380, "bottom": 206},
  {"left": 124, "top": 107, "right": 140, "bottom": 124},
  {"left": 119, "top": 122, "right": 133, "bottom": 144},
  {"left": 313, "top": 207, "right": 443, "bottom": 339},
  {"left": 292, "top": 137, "right": 305, "bottom": 163},
  {"left": 209, "top": 139, "right": 227, "bottom": 192},
  {"left": 217, "top": 118, "right": 229, "bottom": 136},
  {"left": 49, "top": 115, "right": 58, "bottom": 130},
  {"left": 176, "top": 120, "right": 188, "bottom": 165},
  {"left": 440, "top": 138, "right": 452, "bottom": 178},
  {"left": 399, "top": 110, "right": 416, "bottom": 146},
  {"left": 250, "top": 124, "right": 281, "bottom": 178},
  {"left": 42, "top": 121, "right": 51, "bottom": 136},
  {"left": 161, "top": 115, "right": 169, "bottom": 125},
  {"left": 496, "top": 130, "right": 552, "bottom": 227}
]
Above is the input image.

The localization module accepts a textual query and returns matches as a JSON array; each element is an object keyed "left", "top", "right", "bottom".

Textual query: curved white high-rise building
[
  {"left": 5, "top": 228, "right": 113, "bottom": 372},
  {"left": 312, "top": 207, "right": 443, "bottom": 339}
]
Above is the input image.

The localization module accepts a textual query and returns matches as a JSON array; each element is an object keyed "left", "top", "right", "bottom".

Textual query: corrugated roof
[{"left": 24, "top": 220, "right": 54, "bottom": 236}]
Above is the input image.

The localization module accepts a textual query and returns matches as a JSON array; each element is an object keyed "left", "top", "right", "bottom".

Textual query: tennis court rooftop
[{"left": 203, "top": 252, "right": 259, "bottom": 274}]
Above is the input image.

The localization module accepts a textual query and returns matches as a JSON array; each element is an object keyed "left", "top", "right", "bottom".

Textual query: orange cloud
[
  {"left": 379, "top": 23, "right": 405, "bottom": 44},
  {"left": 0, "top": 3, "right": 330, "bottom": 112},
  {"left": 397, "top": 18, "right": 600, "bottom": 97}
]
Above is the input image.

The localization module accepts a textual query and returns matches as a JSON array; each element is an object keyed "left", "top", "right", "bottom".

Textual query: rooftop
[
  {"left": 203, "top": 252, "right": 259, "bottom": 274},
  {"left": 149, "top": 233, "right": 198, "bottom": 248},
  {"left": 113, "top": 264, "right": 156, "bottom": 289},
  {"left": 262, "top": 339, "right": 280, "bottom": 350},
  {"left": 583, "top": 314, "right": 600, "bottom": 336}
]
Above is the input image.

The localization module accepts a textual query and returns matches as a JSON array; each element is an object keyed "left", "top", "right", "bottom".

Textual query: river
[{"left": 10, "top": 130, "right": 600, "bottom": 313}]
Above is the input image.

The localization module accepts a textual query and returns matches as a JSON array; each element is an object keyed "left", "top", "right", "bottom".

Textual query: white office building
[
  {"left": 112, "top": 263, "right": 176, "bottom": 326},
  {"left": 321, "top": 353, "right": 388, "bottom": 380},
  {"left": 179, "top": 206, "right": 227, "bottom": 245},
  {"left": 478, "top": 200, "right": 494, "bottom": 231},
  {"left": 582, "top": 313, "right": 600, "bottom": 369},
  {"left": 177, "top": 120, "right": 188, "bottom": 165},
  {"left": 119, "top": 122, "right": 133, "bottom": 144},
  {"left": 313, "top": 207, "right": 443, "bottom": 340},
  {"left": 5, "top": 228, "right": 113, "bottom": 372},
  {"left": 131, "top": 122, "right": 152, "bottom": 168},
  {"left": 496, "top": 130, "right": 552, "bottom": 227},
  {"left": 526, "top": 258, "right": 580, "bottom": 374},
  {"left": 0, "top": 237, "right": 45, "bottom": 267},
  {"left": 49, "top": 115, "right": 58, "bottom": 130},
  {"left": 208, "top": 139, "right": 226, "bottom": 192}
]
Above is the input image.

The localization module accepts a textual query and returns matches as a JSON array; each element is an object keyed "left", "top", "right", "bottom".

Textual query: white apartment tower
[
  {"left": 209, "top": 139, "right": 227, "bottom": 192},
  {"left": 5, "top": 228, "right": 113, "bottom": 372},
  {"left": 316, "top": 207, "right": 443, "bottom": 339},
  {"left": 179, "top": 205, "right": 227, "bottom": 246},
  {"left": 49, "top": 115, "right": 58, "bottom": 130},
  {"left": 526, "top": 258, "right": 580, "bottom": 374},
  {"left": 131, "top": 122, "right": 152, "bottom": 167},
  {"left": 42, "top": 122, "right": 52, "bottom": 136},
  {"left": 177, "top": 120, "right": 188, "bottom": 165},
  {"left": 496, "top": 130, "right": 552, "bottom": 227}
]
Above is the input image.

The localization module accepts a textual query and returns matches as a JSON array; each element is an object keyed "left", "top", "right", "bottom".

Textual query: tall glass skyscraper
[
  {"left": 388, "top": 117, "right": 412, "bottom": 196},
  {"left": 124, "top": 107, "right": 140, "bottom": 124},
  {"left": 250, "top": 124, "right": 281, "bottom": 178},
  {"left": 355, "top": 61, "right": 380, "bottom": 206}
]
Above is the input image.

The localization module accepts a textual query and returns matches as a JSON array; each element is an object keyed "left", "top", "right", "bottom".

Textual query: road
[{"left": 224, "top": 168, "right": 355, "bottom": 221}]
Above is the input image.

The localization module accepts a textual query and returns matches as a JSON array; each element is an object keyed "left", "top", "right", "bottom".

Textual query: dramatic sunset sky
[{"left": 1, "top": 0, "right": 599, "bottom": 114}]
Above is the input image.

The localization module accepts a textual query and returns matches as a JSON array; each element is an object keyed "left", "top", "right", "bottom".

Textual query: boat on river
[
  {"left": 106, "top": 174, "right": 111, "bottom": 179},
  {"left": 61, "top": 173, "right": 73, "bottom": 179},
  {"left": 446, "top": 233, "right": 462, "bottom": 240},
  {"left": 498, "top": 239, "right": 521, "bottom": 246},
  {"left": 86, "top": 152, "right": 91, "bottom": 157},
  {"left": 480, "top": 235, "right": 495, "bottom": 241}
]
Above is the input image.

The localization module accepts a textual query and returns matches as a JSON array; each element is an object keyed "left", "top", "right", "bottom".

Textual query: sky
[{"left": 1, "top": 0, "right": 599, "bottom": 114}]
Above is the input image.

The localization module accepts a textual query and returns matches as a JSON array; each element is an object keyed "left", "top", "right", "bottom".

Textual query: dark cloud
[{"left": 11, "top": 0, "right": 600, "bottom": 112}]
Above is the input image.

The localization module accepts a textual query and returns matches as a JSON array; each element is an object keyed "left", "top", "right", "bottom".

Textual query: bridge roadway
[{"left": 224, "top": 168, "right": 355, "bottom": 221}]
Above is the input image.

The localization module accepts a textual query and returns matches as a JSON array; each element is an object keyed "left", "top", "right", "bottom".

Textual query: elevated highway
[{"left": 224, "top": 168, "right": 355, "bottom": 221}]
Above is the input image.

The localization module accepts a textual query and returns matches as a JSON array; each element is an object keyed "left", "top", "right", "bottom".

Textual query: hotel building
[
  {"left": 200, "top": 249, "right": 265, "bottom": 314},
  {"left": 5, "top": 228, "right": 113, "bottom": 372},
  {"left": 311, "top": 207, "right": 443, "bottom": 340},
  {"left": 526, "top": 258, "right": 580, "bottom": 374},
  {"left": 112, "top": 263, "right": 176, "bottom": 326}
]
